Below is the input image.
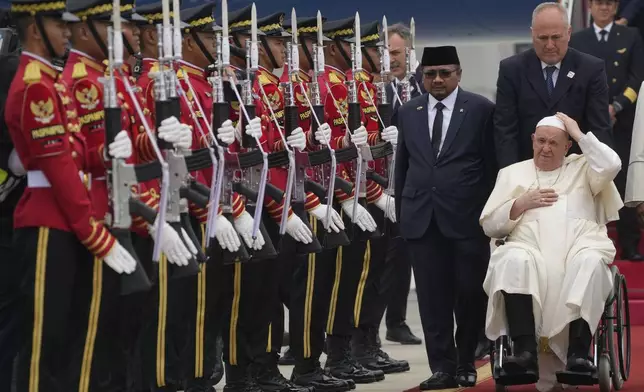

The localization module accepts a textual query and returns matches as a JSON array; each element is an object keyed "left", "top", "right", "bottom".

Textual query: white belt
[{"left": 28, "top": 170, "right": 91, "bottom": 189}]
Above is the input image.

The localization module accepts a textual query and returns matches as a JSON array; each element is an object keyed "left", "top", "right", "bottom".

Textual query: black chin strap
[
  {"left": 362, "top": 47, "right": 377, "bottom": 74},
  {"left": 232, "top": 34, "right": 245, "bottom": 59},
  {"left": 334, "top": 38, "right": 351, "bottom": 69},
  {"left": 35, "top": 16, "right": 57, "bottom": 60},
  {"left": 259, "top": 35, "right": 278, "bottom": 70},
  {"left": 301, "top": 37, "right": 313, "bottom": 71},
  {"left": 190, "top": 29, "right": 216, "bottom": 66},
  {"left": 87, "top": 20, "right": 108, "bottom": 59},
  {"left": 122, "top": 32, "right": 135, "bottom": 56}
]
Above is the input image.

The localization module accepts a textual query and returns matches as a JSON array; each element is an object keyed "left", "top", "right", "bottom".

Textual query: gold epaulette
[
  {"left": 23, "top": 62, "right": 41, "bottom": 83},
  {"left": 72, "top": 62, "right": 88, "bottom": 80},
  {"left": 258, "top": 73, "right": 271, "bottom": 86}
]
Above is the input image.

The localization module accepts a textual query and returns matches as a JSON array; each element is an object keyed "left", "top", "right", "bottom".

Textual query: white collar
[
  {"left": 594, "top": 21, "right": 614, "bottom": 35},
  {"left": 22, "top": 51, "right": 56, "bottom": 69},
  {"left": 178, "top": 59, "right": 204, "bottom": 72},
  {"left": 70, "top": 49, "right": 97, "bottom": 61},
  {"left": 427, "top": 86, "right": 458, "bottom": 111},
  {"left": 541, "top": 61, "right": 561, "bottom": 70}
]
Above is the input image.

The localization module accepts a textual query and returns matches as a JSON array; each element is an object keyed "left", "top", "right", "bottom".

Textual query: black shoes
[
  {"left": 291, "top": 365, "right": 354, "bottom": 391},
  {"left": 419, "top": 372, "right": 458, "bottom": 390},
  {"left": 385, "top": 323, "right": 422, "bottom": 345},
  {"left": 351, "top": 328, "right": 410, "bottom": 374}
]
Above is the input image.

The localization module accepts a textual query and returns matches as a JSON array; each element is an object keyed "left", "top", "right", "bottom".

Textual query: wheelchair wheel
[
  {"left": 616, "top": 274, "right": 631, "bottom": 381},
  {"left": 598, "top": 353, "right": 612, "bottom": 392}
]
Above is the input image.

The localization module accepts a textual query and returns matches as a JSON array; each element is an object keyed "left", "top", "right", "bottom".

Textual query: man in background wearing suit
[
  {"left": 570, "top": 0, "right": 644, "bottom": 261},
  {"left": 394, "top": 46, "right": 497, "bottom": 390},
  {"left": 616, "top": 0, "right": 644, "bottom": 40},
  {"left": 373, "top": 22, "right": 423, "bottom": 347},
  {"left": 494, "top": 1, "right": 614, "bottom": 169}
]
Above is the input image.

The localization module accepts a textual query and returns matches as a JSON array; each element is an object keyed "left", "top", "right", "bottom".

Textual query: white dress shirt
[
  {"left": 541, "top": 61, "right": 561, "bottom": 88},
  {"left": 427, "top": 87, "right": 459, "bottom": 155},
  {"left": 594, "top": 22, "right": 613, "bottom": 42}
]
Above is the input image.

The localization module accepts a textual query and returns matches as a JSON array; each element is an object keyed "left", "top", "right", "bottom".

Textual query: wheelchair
[{"left": 490, "top": 265, "right": 632, "bottom": 392}]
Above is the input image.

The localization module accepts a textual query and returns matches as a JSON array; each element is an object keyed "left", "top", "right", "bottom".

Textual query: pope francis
[{"left": 480, "top": 112, "right": 623, "bottom": 390}]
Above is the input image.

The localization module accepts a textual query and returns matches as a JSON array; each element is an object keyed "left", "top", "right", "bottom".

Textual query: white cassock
[
  {"left": 479, "top": 133, "right": 623, "bottom": 391},
  {"left": 625, "top": 81, "right": 644, "bottom": 207}
]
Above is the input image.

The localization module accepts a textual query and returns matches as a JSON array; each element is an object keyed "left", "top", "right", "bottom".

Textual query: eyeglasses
[{"left": 423, "top": 69, "right": 459, "bottom": 79}]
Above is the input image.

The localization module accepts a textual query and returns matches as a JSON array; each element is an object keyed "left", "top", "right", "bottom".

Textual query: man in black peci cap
[{"left": 394, "top": 45, "right": 497, "bottom": 390}]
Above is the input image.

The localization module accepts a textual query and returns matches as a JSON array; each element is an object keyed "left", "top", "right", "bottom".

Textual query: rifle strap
[{"left": 301, "top": 36, "right": 314, "bottom": 72}]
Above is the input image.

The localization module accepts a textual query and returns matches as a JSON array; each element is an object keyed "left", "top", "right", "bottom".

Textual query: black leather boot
[
  {"left": 566, "top": 318, "right": 596, "bottom": 373},
  {"left": 278, "top": 349, "right": 296, "bottom": 366},
  {"left": 223, "top": 363, "right": 262, "bottom": 392},
  {"left": 324, "top": 334, "right": 384, "bottom": 383},
  {"left": 253, "top": 355, "right": 314, "bottom": 392},
  {"left": 352, "top": 327, "right": 409, "bottom": 374},
  {"left": 291, "top": 359, "right": 354, "bottom": 391}
]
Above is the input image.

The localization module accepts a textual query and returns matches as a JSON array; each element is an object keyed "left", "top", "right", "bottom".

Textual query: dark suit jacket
[
  {"left": 394, "top": 88, "right": 497, "bottom": 240},
  {"left": 570, "top": 24, "right": 644, "bottom": 133},
  {"left": 619, "top": 0, "right": 644, "bottom": 40},
  {"left": 493, "top": 47, "right": 613, "bottom": 169}
]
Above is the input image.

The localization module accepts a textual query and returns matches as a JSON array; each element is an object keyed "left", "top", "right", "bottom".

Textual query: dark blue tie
[{"left": 545, "top": 66, "right": 556, "bottom": 97}]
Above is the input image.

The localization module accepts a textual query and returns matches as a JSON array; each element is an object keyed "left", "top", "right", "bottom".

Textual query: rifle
[
  {"left": 103, "top": 19, "right": 153, "bottom": 295},
  {"left": 222, "top": 3, "right": 277, "bottom": 260},
  {"left": 346, "top": 12, "right": 381, "bottom": 239},
  {"left": 292, "top": 10, "right": 350, "bottom": 249}
]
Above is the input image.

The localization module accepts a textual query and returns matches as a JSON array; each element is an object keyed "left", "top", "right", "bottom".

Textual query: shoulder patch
[
  {"left": 22, "top": 82, "right": 68, "bottom": 157},
  {"left": 23, "top": 62, "right": 41, "bottom": 83}
]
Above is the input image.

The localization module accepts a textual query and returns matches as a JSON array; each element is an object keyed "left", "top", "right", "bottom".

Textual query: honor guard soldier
[
  {"left": 317, "top": 15, "right": 383, "bottom": 385},
  {"left": 6, "top": 0, "right": 141, "bottom": 390},
  {"left": 570, "top": 0, "right": 644, "bottom": 261},
  {"left": 346, "top": 19, "right": 409, "bottom": 375},
  {"left": 62, "top": 1, "right": 195, "bottom": 390},
  {"left": 272, "top": 14, "right": 356, "bottom": 392},
  {"left": 225, "top": 4, "right": 255, "bottom": 130}
]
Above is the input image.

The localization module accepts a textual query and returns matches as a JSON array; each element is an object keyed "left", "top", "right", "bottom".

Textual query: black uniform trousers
[
  {"left": 612, "top": 116, "right": 642, "bottom": 254},
  {"left": 0, "top": 217, "right": 25, "bottom": 392},
  {"left": 325, "top": 213, "right": 369, "bottom": 338},
  {"left": 407, "top": 219, "right": 489, "bottom": 375},
  {"left": 13, "top": 227, "right": 122, "bottom": 392},
  {"left": 269, "top": 216, "right": 339, "bottom": 368},
  {"left": 220, "top": 211, "right": 281, "bottom": 381},
  {"left": 184, "top": 222, "right": 229, "bottom": 386},
  {"left": 354, "top": 206, "right": 391, "bottom": 330},
  {"left": 382, "top": 236, "right": 411, "bottom": 328}
]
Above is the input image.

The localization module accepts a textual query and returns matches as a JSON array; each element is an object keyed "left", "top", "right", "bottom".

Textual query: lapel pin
[
  {"left": 459, "top": 108, "right": 464, "bottom": 113},
  {"left": 567, "top": 71, "right": 575, "bottom": 78},
  {"left": 417, "top": 106, "right": 423, "bottom": 110}
]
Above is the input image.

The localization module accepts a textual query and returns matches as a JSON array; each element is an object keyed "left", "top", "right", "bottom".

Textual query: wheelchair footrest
[
  {"left": 555, "top": 370, "right": 598, "bottom": 386},
  {"left": 495, "top": 369, "right": 539, "bottom": 386}
]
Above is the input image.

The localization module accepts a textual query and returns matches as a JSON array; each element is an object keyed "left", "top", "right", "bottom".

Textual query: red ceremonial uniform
[
  {"left": 61, "top": 50, "right": 156, "bottom": 235},
  {"left": 254, "top": 66, "right": 320, "bottom": 221},
  {"left": 177, "top": 60, "right": 245, "bottom": 221},
  {"left": 6, "top": 52, "right": 115, "bottom": 258},
  {"left": 347, "top": 68, "right": 388, "bottom": 182}
]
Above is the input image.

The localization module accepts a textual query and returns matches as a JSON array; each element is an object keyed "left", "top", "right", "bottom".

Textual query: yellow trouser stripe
[
  {"left": 304, "top": 215, "right": 317, "bottom": 358},
  {"left": 229, "top": 263, "right": 242, "bottom": 365},
  {"left": 195, "top": 224, "right": 207, "bottom": 378},
  {"left": 326, "top": 246, "right": 342, "bottom": 334},
  {"left": 29, "top": 227, "right": 49, "bottom": 392},
  {"left": 353, "top": 240, "right": 371, "bottom": 326},
  {"left": 266, "top": 323, "right": 272, "bottom": 352},
  {"left": 156, "top": 255, "right": 168, "bottom": 387},
  {"left": 78, "top": 258, "right": 103, "bottom": 392}
]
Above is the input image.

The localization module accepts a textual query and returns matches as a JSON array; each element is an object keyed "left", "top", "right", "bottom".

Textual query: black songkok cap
[{"left": 421, "top": 46, "right": 460, "bottom": 67}]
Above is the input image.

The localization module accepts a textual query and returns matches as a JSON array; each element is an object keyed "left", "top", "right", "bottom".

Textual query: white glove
[
  {"left": 314, "top": 123, "right": 332, "bottom": 145},
  {"left": 286, "top": 214, "right": 313, "bottom": 243},
  {"left": 175, "top": 123, "right": 192, "bottom": 151},
  {"left": 374, "top": 193, "right": 396, "bottom": 223},
  {"left": 340, "top": 199, "right": 378, "bottom": 232},
  {"left": 344, "top": 125, "right": 368, "bottom": 147},
  {"left": 308, "top": 204, "right": 345, "bottom": 233},
  {"left": 233, "top": 210, "right": 265, "bottom": 250},
  {"left": 8, "top": 148, "right": 26, "bottom": 176},
  {"left": 149, "top": 219, "right": 198, "bottom": 266},
  {"left": 103, "top": 241, "right": 137, "bottom": 274},
  {"left": 217, "top": 119, "right": 236, "bottom": 146},
  {"left": 215, "top": 214, "right": 241, "bottom": 252},
  {"left": 245, "top": 117, "right": 263, "bottom": 139},
  {"left": 158, "top": 116, "right": 192, "bottom": 150},
  {"left": 286, "top": 126, "right": 306, "bottom": 151},
  {"left": 381, "top": 125, "right": 398, "bottom": 146},
  {"left": 107, "top": 130, "right": 133, "bottom": 159}
]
